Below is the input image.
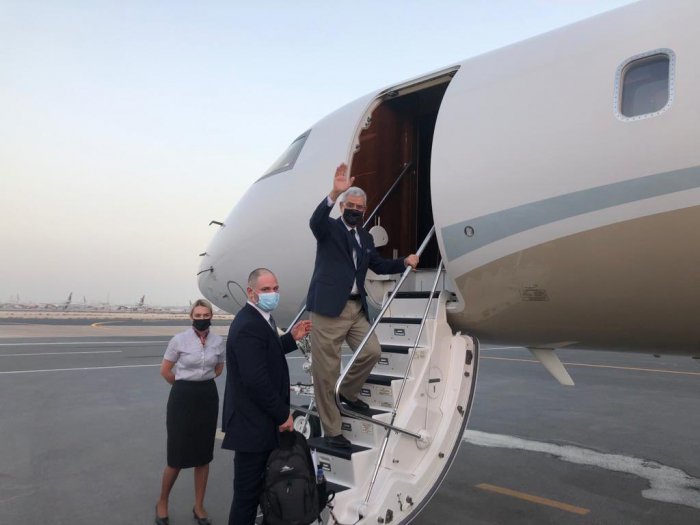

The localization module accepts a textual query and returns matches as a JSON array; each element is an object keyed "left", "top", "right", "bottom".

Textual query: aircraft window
[
  {"left": 615, "top": 49, "right": 675, "bottom": 122},
  {"left": 257, "top": 131, "right": 311, "bottom": 181}
]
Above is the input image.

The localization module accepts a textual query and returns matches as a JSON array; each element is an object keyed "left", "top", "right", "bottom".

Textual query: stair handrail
[
  {"left": 333, "top": 225, "right": 436, "bottom": 441},
  {"left": 284, "top": 161, "right": 415, "bottom": 339},
  {"left": 362, "top": 161, "right": 413, "bottom": 227},
  {"left": 364, "top": 259, "right": 444, "bottom": 503}
]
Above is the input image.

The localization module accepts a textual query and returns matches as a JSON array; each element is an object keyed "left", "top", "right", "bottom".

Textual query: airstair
[{"left": 289, "top": 226, "right": 479, "bottom": 524}]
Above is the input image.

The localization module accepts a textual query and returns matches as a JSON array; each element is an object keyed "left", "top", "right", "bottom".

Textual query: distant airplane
[
  {"left": 115, "top": 295, "right": 147, "bottom": 312},
  {"left": 43, "top": 293, "right": 73, "bottom": 310},
  {"left": 0, "top": 293, "right": 73, "bottom": 311}
]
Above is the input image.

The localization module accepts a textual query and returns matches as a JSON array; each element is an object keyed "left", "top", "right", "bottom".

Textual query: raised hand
[
  {"left": 330, "top": 163, "right": 354, "bottom": 201},
  {"left": 291, "top": 320, "right": 312, "bottom": 341}
]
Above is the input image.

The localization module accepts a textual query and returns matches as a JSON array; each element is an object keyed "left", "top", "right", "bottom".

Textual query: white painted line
[
  {"left": 0, "top": 341, "right": 170, "bottom": 347},
  {"left": 0, "top": 350, "right": 123, "bottom": 357},
  {"left": 287, "top": 354, "right": 353, "bottom": 360},
  {"left": 0, "top": 364, "right": 160, "bottom": 374},
  {"left": 464, "top": 430, "right": 700, "bottom": 510}
]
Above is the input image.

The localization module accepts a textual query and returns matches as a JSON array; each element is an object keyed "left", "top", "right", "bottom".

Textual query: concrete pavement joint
[
  {"left": 0, "top": 364, "right": 161, "bottom": 374},
  {"left": 0, "top": 350, "right": 123, "bottom": 357}
]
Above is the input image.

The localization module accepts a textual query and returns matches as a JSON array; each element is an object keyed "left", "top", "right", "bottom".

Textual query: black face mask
[
  {"left": 192, "top": 318, "right": 212, "bottom": 332},
  {"left": 343, "top": 208, "right": 363, "bottom": 227}
]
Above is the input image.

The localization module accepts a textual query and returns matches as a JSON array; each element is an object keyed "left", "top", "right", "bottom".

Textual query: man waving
[{"left": 306, "top": 163, "right": 419, "bottom": 448}]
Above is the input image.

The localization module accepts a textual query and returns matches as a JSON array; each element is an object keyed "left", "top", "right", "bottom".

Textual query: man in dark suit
[
  {"left": 222, "top": 268, "right": 312, "bottom": 525},
  {"left": 307, "top": 163, "right": 419, "bottom": 448}
]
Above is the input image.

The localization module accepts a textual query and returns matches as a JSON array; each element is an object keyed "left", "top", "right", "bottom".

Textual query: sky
[{"left": 0, "top": 0, "right": 636, "bottom": 306}]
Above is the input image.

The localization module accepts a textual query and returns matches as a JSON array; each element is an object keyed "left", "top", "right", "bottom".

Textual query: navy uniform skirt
[{"left": 166, "top": 379, "right": 219, "bottom": 469}]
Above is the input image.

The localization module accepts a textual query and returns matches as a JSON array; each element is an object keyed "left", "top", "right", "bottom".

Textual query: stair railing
[
  {"left": 364, "top": 259, "right": 444, "bottom": 503},
  {"left": 284, "top": 161, "right": 415, "bottom": 339},
  {"left": 333, "top": 226, "right": 436, "bottom": 440}
]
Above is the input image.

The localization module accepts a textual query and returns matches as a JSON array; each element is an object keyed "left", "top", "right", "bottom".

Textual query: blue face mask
[{"left": 255, "top": 292, "right": 279, "bottom": 312}]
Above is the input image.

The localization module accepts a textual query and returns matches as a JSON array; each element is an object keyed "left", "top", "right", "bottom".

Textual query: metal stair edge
[
  {"left": 308, "top": 437, "right": 371, "bottom": 460},
  {"left": 378, "top": 317, "right": 423, "bottom": 325},
  {"left": 366, "top": 372, "right": 407, "bottom": 386}
]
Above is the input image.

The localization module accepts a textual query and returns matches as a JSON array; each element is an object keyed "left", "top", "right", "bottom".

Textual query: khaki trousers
[{"left": 310, "top": 299, "right": 382, "bottom": 436}]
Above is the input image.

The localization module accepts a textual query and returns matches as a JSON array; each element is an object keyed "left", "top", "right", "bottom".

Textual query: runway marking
[
  {"left": 288, "top": 354, "right": 353, "bottom": 360},
  {"left": 0, "top": 363, "right": 160, "bottom": 374},
  {"left": 475, "top": 483, "right": 589, "bottom": 515},
  {"left": 481, "top": 346, "right": 522, "bottom": 350},
  {"left": 0, "top": 341, "right": 170, "bottom": 347},
  {"left": 0, "top": 350, "right": 122, "bottom": 357},
  {"left": 90, "top": 321, "right": 125, "bottom": 330},
  {"left": 465, "top": 430, "right": 700, "bottom": 510},
  {"left": 483, "top": 356, "right": 700, "bottom": 377}
]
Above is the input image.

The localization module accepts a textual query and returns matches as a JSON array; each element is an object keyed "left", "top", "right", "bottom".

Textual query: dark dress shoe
[
  {"left": 193, "top": 507, "right": 211, "bottom": 525},
  {"left": 325, "top": 434, "right": 352, "bottom": 448},
  {"left": 340, "top": 393, "right": 370, "bottom": 411},
  {"left": 155, "top": 504, "right": 169, "bottom": 525}
]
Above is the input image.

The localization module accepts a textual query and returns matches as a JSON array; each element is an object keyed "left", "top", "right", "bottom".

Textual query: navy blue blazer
[
  {"left": 221, "top": 303, "right": 298, "bottom": 453},
  {"left": 306, "top": 197, "right": 406, "bottom": 319}
]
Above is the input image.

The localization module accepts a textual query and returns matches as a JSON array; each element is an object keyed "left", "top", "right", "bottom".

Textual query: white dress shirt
[
  {"left": 246, "top": 300, "right": 279, "bottom": 333},
  {"left": 163, "top": 329, "right": 225, "bottom": 381},
  {"left": 327, "top": 195, "right": 361, "bottom": 295}
]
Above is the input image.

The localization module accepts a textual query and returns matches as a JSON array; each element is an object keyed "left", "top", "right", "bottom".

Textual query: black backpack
[{"left": 261, "top": 431, "right": 320, "bottom": 525}]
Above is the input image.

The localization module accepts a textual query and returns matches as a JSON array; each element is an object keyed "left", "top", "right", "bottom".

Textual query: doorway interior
[{"left": 349, "top": 73, "right": 454, "bottom": 268}]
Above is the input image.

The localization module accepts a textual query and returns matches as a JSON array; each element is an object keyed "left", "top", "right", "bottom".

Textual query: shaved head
[{"left": 247, "top": 268, "right": 275, "bottom": 288}]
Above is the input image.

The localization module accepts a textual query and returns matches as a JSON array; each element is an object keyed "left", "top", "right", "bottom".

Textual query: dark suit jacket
[
  {"left": 306, "top": 197, "right": 406, "bottom": 319},
  {"left": 221, "top": 303, "right": 298, "bottom": 452}
]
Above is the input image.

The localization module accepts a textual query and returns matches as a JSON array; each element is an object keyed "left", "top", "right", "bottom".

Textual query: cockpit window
[{"left": 257, "top": 130, "right": 311, "bottom": 182}]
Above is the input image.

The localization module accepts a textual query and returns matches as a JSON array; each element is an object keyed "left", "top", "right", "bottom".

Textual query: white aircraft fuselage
[{"left": 199, "top": 0, "right": 700, "bottom": 357}]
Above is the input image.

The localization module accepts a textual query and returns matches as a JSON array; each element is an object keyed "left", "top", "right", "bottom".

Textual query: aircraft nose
[{"left": 196, "top": 228, "right": 250, "bottom": 314}]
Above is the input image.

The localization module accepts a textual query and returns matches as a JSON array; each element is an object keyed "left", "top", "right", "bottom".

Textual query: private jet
[{"left": 198, "top": 1, "right": 699, "bottom": 523}]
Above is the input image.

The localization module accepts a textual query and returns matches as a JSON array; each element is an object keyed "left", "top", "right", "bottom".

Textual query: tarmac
[{"left": 1, "top": 317, "right": 699, "bottom": 524}]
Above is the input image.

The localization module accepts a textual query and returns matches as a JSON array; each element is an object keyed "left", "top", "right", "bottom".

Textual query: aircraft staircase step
[
  {"left": 309, "top": 437, "right": 377, "bottom": 488},
  {"left": 392, "top": 291, "right": 442, "bottom": 299},
  {"left": 340, "top": 403, "right": 390, "bottom": 419},
  {"left": 379, "top": 317, "right": 423, "bottom": 324},
  {"left": 308, "top": 437, "right": 370, "bottom": 461},
  {"left": 365, "top": 373, "right": 402, "bottom": 386},
  {"left": 326, "top": 480, "right": 350, "bottom": 495},
  {"left": 375, "top": 321, "right": 426, "bottom": 346},
  {"left": 377, "top": 348, "right": 421, "bottom": 375},
  {"left": 382, "top": 291, "right": 454, "bottom": 319},
  {"left": 340, "top": 405, "right": 390, "bottom": 447},
  {"left": 381, "top": 344, "right": 411, "bottom": 354},
  {"left": 377, "top": 343, "right": 428, "bottom": 375},
  {"left": 359, "top": 373, "right": 411, "bottom": 410}
]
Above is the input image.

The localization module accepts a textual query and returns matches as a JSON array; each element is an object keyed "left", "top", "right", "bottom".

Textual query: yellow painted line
[
  {"left": 475, "top": 483, "right": 590, "bottom": 515},
  {"left": 90, "top": 321, "right": 125, "bottom": 330},
  {"left": 482, "top": 356, "right": 700, "bottom": 377}
]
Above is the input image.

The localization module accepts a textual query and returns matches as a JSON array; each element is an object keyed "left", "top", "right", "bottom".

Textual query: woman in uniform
[{"left": 155, "top": 299, "right": 224, "bottom": 525}]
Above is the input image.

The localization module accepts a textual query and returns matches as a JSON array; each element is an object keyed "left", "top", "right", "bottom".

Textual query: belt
[{"left": 348, "top": 294, "right": 361, "bottom": 301}]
